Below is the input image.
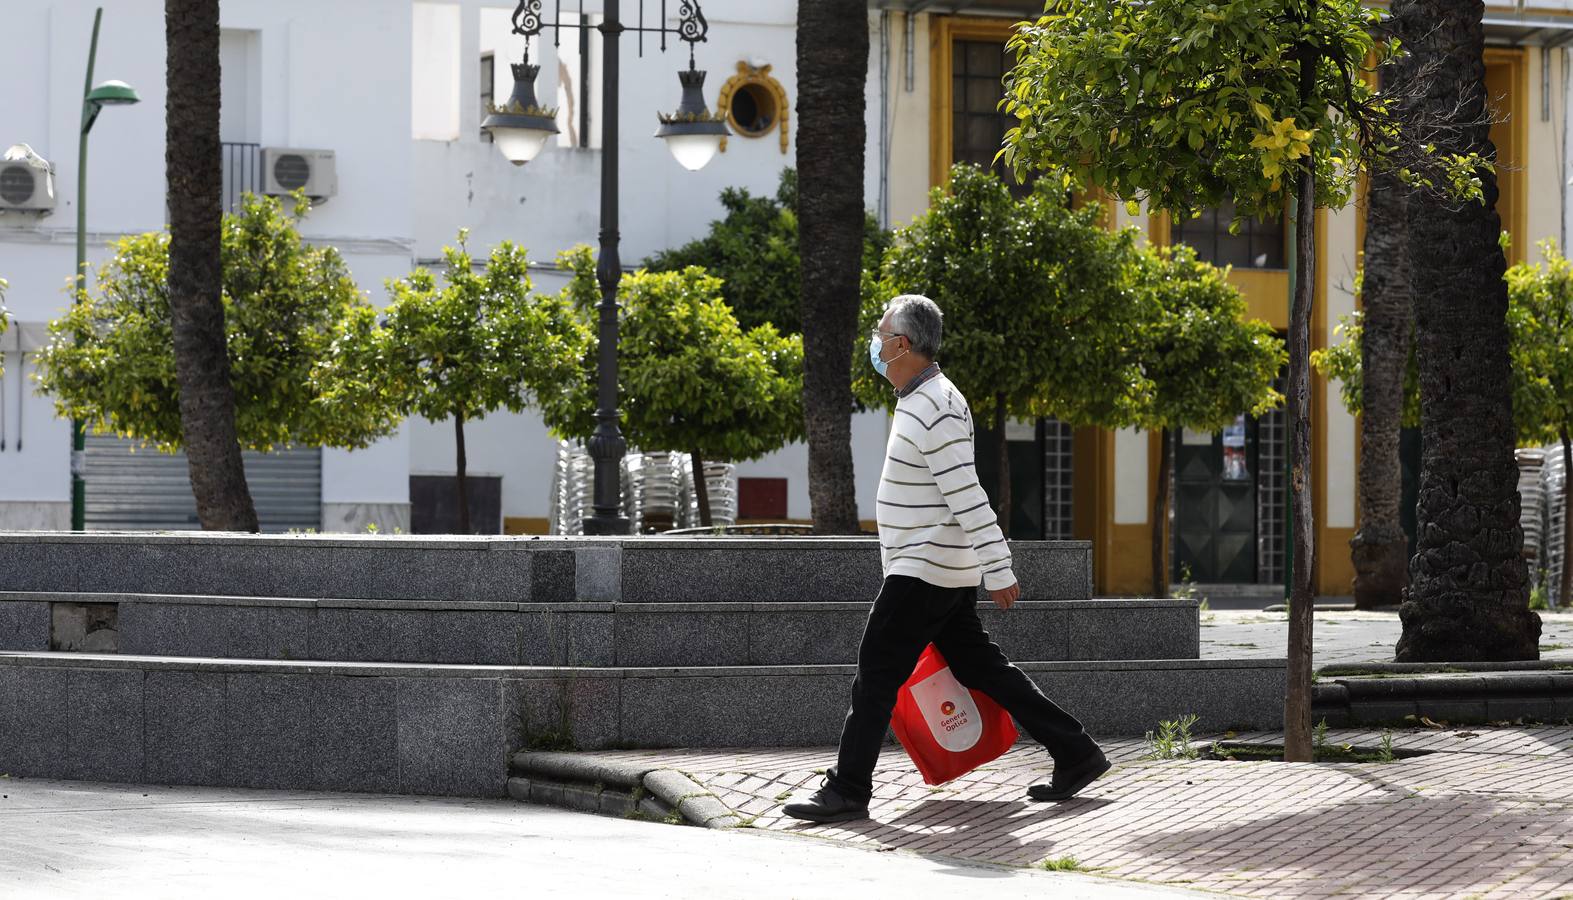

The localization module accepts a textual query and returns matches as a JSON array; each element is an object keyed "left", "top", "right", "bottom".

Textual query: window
[
  {"left": 1172, "top": 195, "right": 1286, "bottom": 269},
  {"left": 950, "top": 39, "right": 1026, "bottom": 194},
  {"left": 480, "top": 53, "right": 495, "bottom": 143}
]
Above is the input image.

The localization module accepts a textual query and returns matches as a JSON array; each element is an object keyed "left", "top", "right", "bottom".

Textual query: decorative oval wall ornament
[{"left": 715, "top": 61, "right": 789, "bottom": 154}]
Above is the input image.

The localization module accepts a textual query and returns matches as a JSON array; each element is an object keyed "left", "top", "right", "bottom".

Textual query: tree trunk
[
  {"left": 1560, "top": 431, "right": 1572, "bottom": 609},
  {"left": 166, "top": 0, "right": 257, "bottom": 532},
  {"left": 455, "top": 412, "right": 470, "bottom": 535},
  {"left": 1351, "top": 169, "right": 1413, "bottom": 610},
  {"left": 1351, "top": 9, "right": 1417, "bottom": 612},
  {"left": 1284, "top": 170, "right": 1318, "bottom": 763},
  {"left": 691, "top": 449, "right": 713, "bottom": 528},
  {"left": 1152, "top": 428, "right": 1172, "bottom": 600},
  {"left": 796, "top": 0, "right": 867, "bottom": 535},
  {"left": 1395, "top": 0, "right": 1540, "bottom": 661},
  {"left": 994, "top": 394, "right": 1012, "bottom": 539}
]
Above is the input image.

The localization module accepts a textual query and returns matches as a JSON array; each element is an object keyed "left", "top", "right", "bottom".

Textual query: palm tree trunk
[
  {"left": 796, "top": 0, "right": 867, "bottom": 535},
  {"left": 1395, "top": 0, "right": 1540, "bottom": 661},
  {"left": 1351, "top": 169, "right": 1413, "bottom": 609},
  {"left": 455, "top": 412, "right": 470, "bottom": 534},
  {"left": 1152, "top": 428, "right": 1172, "bottom": 600},
  {"left": 691, "top": 449, "right": 713, "bottom": 528},
  {"left": 1284, "top": 167, "right": 1318, "bottom": 763},
  {"left": 166, "top": 0, "right": 257, "bottom": 532},
  {"left": 994, "top": 394, "right": 1012, "bottom": 539}
]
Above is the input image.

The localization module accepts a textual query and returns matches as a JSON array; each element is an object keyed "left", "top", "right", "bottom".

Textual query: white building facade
[{"left": 0, "top": 0, "right": 894, "bottom": 534}]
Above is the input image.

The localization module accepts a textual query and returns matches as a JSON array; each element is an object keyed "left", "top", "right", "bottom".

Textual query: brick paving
[{"left": 581, "top": 727, "right": 1573, "bottom": 899}]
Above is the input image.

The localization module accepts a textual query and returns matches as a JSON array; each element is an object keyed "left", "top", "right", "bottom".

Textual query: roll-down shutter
[{"left": 84, "top": 432, "right": 321, "bottom": 532}]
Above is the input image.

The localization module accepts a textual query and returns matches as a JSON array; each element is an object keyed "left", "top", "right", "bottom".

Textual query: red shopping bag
[{"left": 890, "top": 644, "right": 1018, "bottom": 785}]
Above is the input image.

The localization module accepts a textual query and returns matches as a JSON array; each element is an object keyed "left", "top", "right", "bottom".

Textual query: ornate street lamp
[{"left": 486, "top": 0, "right": 727, "bottom": 535}]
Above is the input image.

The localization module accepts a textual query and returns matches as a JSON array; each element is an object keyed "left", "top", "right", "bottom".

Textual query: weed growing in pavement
[
  {"left": 1040, "top": 856, "right": 1085, "bottom": 872},
  {"left": 1313, "top": 718, "right": 1329, "bottom": 753},
  {"left": 1143, "top": 713, "right": 1201, "bottom": 760},
  {"left": 1377, "top": 731, "right": 1397, "bottom": 763}
]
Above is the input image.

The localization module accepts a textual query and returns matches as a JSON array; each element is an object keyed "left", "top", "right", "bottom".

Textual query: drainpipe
[{"left": 879, "top": 10, "right": 890, "bottom": 228}]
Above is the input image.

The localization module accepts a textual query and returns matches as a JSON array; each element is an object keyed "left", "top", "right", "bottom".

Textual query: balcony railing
[{"left": 221, "top": 142, "right": 261, "bottom": 214}]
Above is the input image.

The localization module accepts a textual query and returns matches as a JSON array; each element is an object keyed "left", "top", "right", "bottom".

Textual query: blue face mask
[{"left": 870, "top": 333, "right": 907, "bottom": 378}]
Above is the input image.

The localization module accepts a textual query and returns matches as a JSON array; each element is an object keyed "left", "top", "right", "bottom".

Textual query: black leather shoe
[
  {"left": 782, "top": 785, "right": 869, "bottom": 823},
  {"left": 1027, "top": 750, "right": 1111, "bottom": 802}
]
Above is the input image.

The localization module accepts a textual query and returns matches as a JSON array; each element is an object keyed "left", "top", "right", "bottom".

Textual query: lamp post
[
  {"left": 484, "top": 0, "right": 727, "bottom": 536},
  {"left": 71, "top": 6, "right": 140, "bottom": 532}
]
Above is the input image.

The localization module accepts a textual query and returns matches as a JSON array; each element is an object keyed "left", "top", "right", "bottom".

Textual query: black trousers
[{"left": 826, "top": 574, "right": 1100, "bottom": 803}]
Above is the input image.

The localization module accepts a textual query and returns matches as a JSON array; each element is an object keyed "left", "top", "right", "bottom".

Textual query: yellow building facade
[{"left": 875, "top": 6, "right": 1572, "bottom": 596}]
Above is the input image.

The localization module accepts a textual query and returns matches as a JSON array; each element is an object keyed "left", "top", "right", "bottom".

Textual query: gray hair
[{"left": 884, "top": 294, "right": 943, "bottom": 360}]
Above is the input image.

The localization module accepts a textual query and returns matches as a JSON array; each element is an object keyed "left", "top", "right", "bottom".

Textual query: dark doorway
[{"left": 1174, "top": 415, "right": 1259, "bottom": 583}]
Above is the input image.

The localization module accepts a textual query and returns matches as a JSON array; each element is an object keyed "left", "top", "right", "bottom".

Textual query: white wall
[{"left": 0, "top": 0, "right": 415, "bottom": 522}]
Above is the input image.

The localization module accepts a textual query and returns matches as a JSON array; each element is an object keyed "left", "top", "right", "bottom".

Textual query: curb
[
  {"left": 508, "top": 751, "right": 745, "bottom": 829},
  {"left": 1312, "top": 670, "right": 1573, "bottom": 727},
  {"left": 1319, "top": 660, "right": 1573, "bottom": 676}
]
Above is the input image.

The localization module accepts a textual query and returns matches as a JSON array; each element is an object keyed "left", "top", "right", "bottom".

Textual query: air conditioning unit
[
  {"left": 0, "top": 147, "right": 55, "bottom": 215},
  {"left": 260, "top": 147, "right": 337, "bottom": 201}
]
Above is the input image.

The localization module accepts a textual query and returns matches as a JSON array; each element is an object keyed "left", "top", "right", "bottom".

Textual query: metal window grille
[
  {"left": 1042, "top": 417, "right": 1074, "bottom": 539},
  {"left": 1257, "top": 371, "right": 1288, "bottom": 586},
  {"left": 220, "top": 142, "right": 261, "bottom": 213},
  {"left": 950, "top": 39, "right": 1030, "bottom": 196}
]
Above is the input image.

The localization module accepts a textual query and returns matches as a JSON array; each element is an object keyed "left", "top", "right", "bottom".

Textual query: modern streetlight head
[
  {"left": 81, "top": 79, "right": 139, "bottom": 134},
  {"left": 482, "top": 63, "right": 560, "bottom": 166},
  {"left": 655, "top": 67, "right": 728, "bottom": 172},
  {"left": 86, "top": 79, "right": 140, "bottom": 106}
]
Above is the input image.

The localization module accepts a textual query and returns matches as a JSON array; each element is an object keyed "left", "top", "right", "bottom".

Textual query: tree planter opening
[{"left": 1200, "top": 740, "right": 1433, "bottom": 764}]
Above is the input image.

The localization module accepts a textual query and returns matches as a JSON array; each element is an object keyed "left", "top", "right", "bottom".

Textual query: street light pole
[
  {"left": 71, "top": 8, "right": 140, "bottom": 531},
  {"left": 70, "top": 10, "right": 102, "bottom": 532},
  {"left": 483, "top": 0, "right": 726, "bottom": 536},
  {"left": 585, "top": 1, "right": 630, "bottom": 535}
]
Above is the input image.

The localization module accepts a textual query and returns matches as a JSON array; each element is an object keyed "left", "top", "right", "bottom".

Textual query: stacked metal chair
[
  {"left": 677, "top": 456, "right": 739, "bottom": 529},
  {"left": 1542, "top": 447, "right": 1566, "bottom": 607},
  {"left": 624, "top": 451, "right": 684, "bottom": 534}
]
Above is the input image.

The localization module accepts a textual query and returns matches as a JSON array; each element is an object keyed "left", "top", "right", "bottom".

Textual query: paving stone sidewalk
[
  {"left": 1202, "top": 609, "right": 1573, "bottom": 669},
  {"left": 578, "top": 726, "right": 1573, "bottom": 899}
]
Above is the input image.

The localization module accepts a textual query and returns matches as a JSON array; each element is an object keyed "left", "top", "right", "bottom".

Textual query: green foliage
[
  {"left": 1143, "top": 713, "right": 1201, "bottom": 760},
  {"left": 1310, "top": 310, "right": 1422, "bottom": 429},
  {"left": 1377, "top": 730, "right": 1397, "bottom": 763},
  {"left": 1313, "top": 717, "right": 1329, "bottom": 752},
  {"left": 1000, "top": 0, "right": 1483, "bottom": 225},
  {"left": 855, "top": 164, "right": 1153, "bottom": 428},
  {"left": 1318, "top": 240, "right": 1573, "bottom": 444},
  {"left": 35, "top": 193, "right": 399, "bottom": 451},
  {"left": 540, "top": 247, "right": 805, "bottom": 462},
  {"left": 643, "top": 169, "right": 890, "bottom": 335},
  {"left": 333, "top": 232, "right": 592, "bottom": 430},
  {"left": 1134, "top": 243, "right": 1285, "bottom": 433},
  {"left": 1506, "top": 240, "right": 1573, "bottom": 447},
  {"left": 1040, "top": 856, "right": 1085, "bottom": 872},
  {"left": 1530, "top": 584, "right": 1549, "bottom": 611}
]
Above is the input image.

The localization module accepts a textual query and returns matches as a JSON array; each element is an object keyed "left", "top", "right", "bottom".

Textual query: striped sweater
[{"left": 877, "top": 371, "right": 1015, "bottom": 591}]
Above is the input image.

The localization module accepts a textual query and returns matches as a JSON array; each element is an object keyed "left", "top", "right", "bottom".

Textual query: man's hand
[{"left": 988, "top": 581, "right": 1020, "bottom": 609}]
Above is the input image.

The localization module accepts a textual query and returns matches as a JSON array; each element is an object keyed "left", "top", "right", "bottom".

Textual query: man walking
[{"left": 784, "top": 295, "right": 1109, "bottom": 824}]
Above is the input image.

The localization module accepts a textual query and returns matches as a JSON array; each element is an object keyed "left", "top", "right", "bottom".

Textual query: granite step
[
  {"left": 0, "top": 650, "right": 1286, "bottom": 796},
  {"left": 0, "top": 592, "right": 1199, "bottom": 667},
  {"left": 0, "top": 533, "right": 1095, "bottom": 604}
]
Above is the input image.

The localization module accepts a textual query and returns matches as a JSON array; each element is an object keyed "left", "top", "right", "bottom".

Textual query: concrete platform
[
  {"left": 0, "top": 533, "right": 1094, "bottom": 603},
  {"left": 0, "top": 592, "right": 1199, "bottom": 667},
  {"left": 0, "top": 651, "right": 1286, "bottom": 795}
]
